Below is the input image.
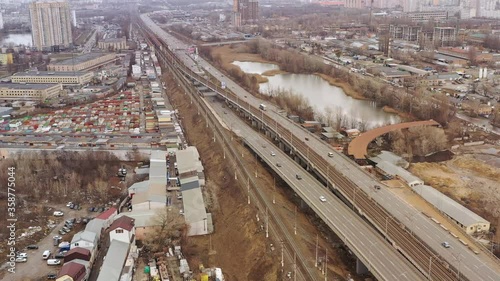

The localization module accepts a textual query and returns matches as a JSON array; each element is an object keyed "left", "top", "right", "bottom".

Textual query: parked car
[
  {"left": 26, "top": 245, "right": 38, "bottom": 250},
  {"left": 74, "top": 204, "right": 81, "bottom": 210},
  {"left": 62, "top": 227, "right": 71, "bottom": 232},
  {"left": 47, "top": 273, "right": 57, "bottom": 280},
  {"left": 47, "top": 259, "right": 61, "bottom": 265},
  {"left": 16, "top": 252, "right": 28, "bottom": 258},
  {"left": 15, "top": 257, "right": 27, "bottom": 263},
  {"left": 53, "top": 211, "right": 64, "bottom": 217},
  {"left": 66, "top": 202, "right": 73, "bottom": 207},
  {"left": 54, "top": 253, "right": 66, "bottom": 259},
  {"left": 42, "top": 250, "right": 51, "bottom": 260},
  {"left": 75, "top": 218, "right": 82, "bottom": 224}
]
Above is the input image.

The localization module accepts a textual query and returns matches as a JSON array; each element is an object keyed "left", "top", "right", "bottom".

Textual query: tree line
[{"left": 201, "top": 40, "right": 456, "bottom": 126}]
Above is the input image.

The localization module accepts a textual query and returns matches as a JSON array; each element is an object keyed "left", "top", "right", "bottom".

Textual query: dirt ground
[
  {"left": 165, "top": 73, "right": 278, "bottom": 281},
  {"left": 164, "top": 71, "right": 360, "bottom": 280},
  {"left": 409, "top": 144, "right": 500, "bottom": 242}
]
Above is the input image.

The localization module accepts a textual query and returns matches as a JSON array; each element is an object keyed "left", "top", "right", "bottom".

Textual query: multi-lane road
[
  {"left": 140, "top": 13, "right": 500, "bottom": 281},
  {"left": 206, "top": 98, "right": 424, "bottom": 281}
]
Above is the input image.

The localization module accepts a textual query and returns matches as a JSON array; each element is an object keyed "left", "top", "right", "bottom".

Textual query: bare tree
[{"left": 143, "top": 207, "right": 187, "bottom": 252}]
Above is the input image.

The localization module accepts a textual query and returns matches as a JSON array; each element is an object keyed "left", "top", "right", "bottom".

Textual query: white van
[
  {"left": 328, "top": 152, "right": 334, "bottom": 157},
  {"left": 47, "top": 259, "right": 61, "bottom": 265},
  {"left": 42, "top": 250, "right": 51, "bottom": 260}
]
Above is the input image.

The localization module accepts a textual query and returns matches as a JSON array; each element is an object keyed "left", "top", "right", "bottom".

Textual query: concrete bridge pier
[{"left": 356, "top": 258, "right": 369, "bottom": 275}]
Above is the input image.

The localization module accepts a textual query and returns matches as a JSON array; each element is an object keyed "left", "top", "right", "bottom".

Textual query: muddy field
[{"left": 410, "top": 145, "right": 500, "bottom": 243}]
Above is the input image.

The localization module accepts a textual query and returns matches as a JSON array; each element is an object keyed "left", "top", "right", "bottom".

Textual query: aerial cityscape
[{"left": 0, "top": 0, "right": 499, "bottom": 281}]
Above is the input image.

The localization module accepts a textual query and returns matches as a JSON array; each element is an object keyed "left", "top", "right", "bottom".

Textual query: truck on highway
[{"left": 259, "top": 104, "right": 267, "bottom": 111}]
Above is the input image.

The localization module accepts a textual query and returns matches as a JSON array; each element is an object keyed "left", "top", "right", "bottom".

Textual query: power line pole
[
  {"left": 324, "top": 248, "right": 328, "bottom": 281},
  {"left": 281, "top": 240, "right": 284, "bottom": 269},
  {"left": 265, "top": 207, "right": 269, "bottom": 238},
  {"left": 294, "top": 205, "right": 297, "bottom": 235},
  {"left": 315, "top": 234, "right": 319, "bottom": 267},
  {"left": 294, "top": 252, "right": 297, "bottom": 281},
  {"left": 273, "top": 177, "right": 276, "bottom": 204},
  {"left": 247, "top": 177, "right": 250, "bottom": 205}
]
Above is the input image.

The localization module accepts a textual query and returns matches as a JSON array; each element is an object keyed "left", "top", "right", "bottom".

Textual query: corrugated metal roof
[
  {"left": 96, "top": 240, "right": 129, "bottom": 281},
  {"left": 369, "top": 151, "right": 409, "bottom": 168},
  {"left": 412, "top": 185, "right": 489, "bottom": 227},
  {"left": 377, "top": 161, "right": 424, "bottom": 186}
]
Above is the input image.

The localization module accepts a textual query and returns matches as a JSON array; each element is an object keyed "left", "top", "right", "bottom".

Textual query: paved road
[
  {"left": 207, "top": 99, "right": 425, "bottom": 281},
  {"left": 141, "top": 13, "right": 500, "bottom": 281}
]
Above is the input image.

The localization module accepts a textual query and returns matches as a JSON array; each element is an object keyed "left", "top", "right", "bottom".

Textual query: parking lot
[{"left": 2, "top": 205, "right": 96, "bottom": 281}]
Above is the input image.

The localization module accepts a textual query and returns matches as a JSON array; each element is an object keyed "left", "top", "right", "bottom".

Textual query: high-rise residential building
[
  {"left": 345, "top": 0, "right": 366, "bottom": 8},
  {"left": 29, "top": 0, "right": 73, "bottom": 50},
  {"left": 233, "top": 0, "right": 258, "bottom": 27},
  {"left": 403, "top": 0, "right": 419, "bottom": 12}
]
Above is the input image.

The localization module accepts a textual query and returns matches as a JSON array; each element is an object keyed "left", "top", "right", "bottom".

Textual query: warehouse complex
[
  {"left": 373, "top": 153, "right": 490, "bottom": 236},
  {"left": 0, "top": 83, "right": 62, "bottom": 102},
  {"left": 47, "top": 52, "right": 117, "bottom": 72},
  {"left": 11, "top": 71, "right": 94, "bottom": 86}
]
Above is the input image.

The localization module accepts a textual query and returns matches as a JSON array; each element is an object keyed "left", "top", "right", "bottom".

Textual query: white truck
[{"left": 259, "top": 104, "right": 267, "bottom": 111}]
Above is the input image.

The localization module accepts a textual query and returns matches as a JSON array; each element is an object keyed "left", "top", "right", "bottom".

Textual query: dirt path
[{"left": 1, "top": 205, "right": 90, "bottom": 281}]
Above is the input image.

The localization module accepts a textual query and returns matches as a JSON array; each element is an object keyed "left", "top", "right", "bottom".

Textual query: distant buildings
[
  {"left": 406, "top": 10, "right": 449, "bottom": 22},
  {"left": 98, "top": 37, "right": 128, "bottom": 51},
  {"left": 233, "top": 0, "right": 259, "bottom": 27},
  {"left": 29, "top": 0, "right": 73, "bottom": 50},
  {"left": 11, "top": 71, "right": 94, "bottom": 86},
  {"left": 47, "top": 53, "right": 117, "bottom": 72},
  {"left": 345, "top": 0, "right": 365, "bottom": 8}
]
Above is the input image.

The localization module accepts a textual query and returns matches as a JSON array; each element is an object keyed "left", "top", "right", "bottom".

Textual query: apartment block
[{"left": 29, "top": 0, "right": 73, "bottom": 50}]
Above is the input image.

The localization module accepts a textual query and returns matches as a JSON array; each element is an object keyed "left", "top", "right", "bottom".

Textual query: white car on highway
[
  {"left": 270, "top": 151, "right": 276, "bottom": 156},
  {"left": 319, "top": 196, "right": 327, "bottom": 202}
]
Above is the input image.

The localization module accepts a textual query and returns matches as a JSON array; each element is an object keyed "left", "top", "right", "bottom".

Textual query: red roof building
[
  {"left": 57, "top": 262, "right": 86, "bottom": 281},
  {"left": 64, "top": 247, "right": 91, "bottom": 263},
  {"left": 95, "top": 207, "right": 118, "bottom": 220},
  {"left": 109, "top": 215, "right": 135, "bottom": 244}
]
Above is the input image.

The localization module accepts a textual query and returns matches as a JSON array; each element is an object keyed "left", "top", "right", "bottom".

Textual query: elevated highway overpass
[
  {"left": 207, "top": 96, "right": 425, "bottom": 281},
  {"left": 347, "top": 120, "right": 441, "bottom": 160},
  {"left": 139, "top": 13, "right": 500, "bottom": 281}
]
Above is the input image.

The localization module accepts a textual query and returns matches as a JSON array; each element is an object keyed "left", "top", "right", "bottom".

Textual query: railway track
[
  {"left": 137, "top": 23, "right": 316, "bottom": 281},
  {"left": 137, "top": 17, "right": 465, "bottom": 281}
]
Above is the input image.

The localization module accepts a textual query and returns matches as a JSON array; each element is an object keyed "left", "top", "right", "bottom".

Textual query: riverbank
[
  {"left": 382, "top": 105, "right": 412, "bottom": 120},
  {"left": 211, "top": 45, "right": 366, "bottom": 101},
  {"left": 315, "top": 73, "right": 368, "bottom": 101}
]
